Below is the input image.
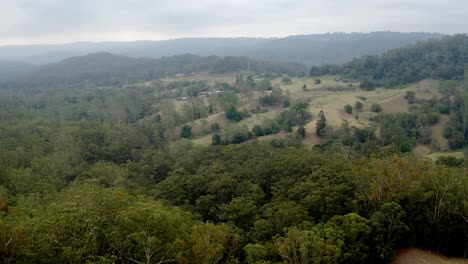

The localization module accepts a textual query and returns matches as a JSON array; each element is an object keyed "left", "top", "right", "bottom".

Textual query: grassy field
[
  {"left": 431, "top": 114, "right": 450, "bottom": 151},
  {"left": 157, "top": 73, "right": 459, "bottom": 158}
]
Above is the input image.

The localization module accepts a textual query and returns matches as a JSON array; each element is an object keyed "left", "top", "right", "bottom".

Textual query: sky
[{"left": 0, "top": 0, "right": 467, "bottom": 45}]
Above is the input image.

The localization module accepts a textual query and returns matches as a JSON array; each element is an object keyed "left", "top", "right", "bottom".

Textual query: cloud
[{"left": 0, "top": 0, "right": 467, "bottom": 44}]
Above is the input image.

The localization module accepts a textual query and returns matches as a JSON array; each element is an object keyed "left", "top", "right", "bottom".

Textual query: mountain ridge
[{"left": 0, "top": 32, "right": 445, "bottom": 65}]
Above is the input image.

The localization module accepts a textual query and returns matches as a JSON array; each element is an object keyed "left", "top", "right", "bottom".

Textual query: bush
[
  {"left": 252, "top": 125, "right": 264, "bottom": 137},
  {"left": 281, "top": 77, "right": 292, "bottom": 85},
  {"left": 428, "top": 112, "right": 440, "bottom": 125},
  {"left": 371, "top": 103, "right": 382, "bottom": 113},
  {"left": 404, "top": 91, "right": 416, "bottom": 104},
  {"left": 344, "top": 104, "right": 353, "bottom": 114},
  {"left": 355, "top": 101, "right": 364, "bottom": 111},
  {"left": 211, "top": 122, "right": 221, "bottom": 132},
  {"left": 314, "top": 79, "right": 321, "bottom": 85},
  {"left": 226, "top": 107, "right": 250, "bottom": 122}
]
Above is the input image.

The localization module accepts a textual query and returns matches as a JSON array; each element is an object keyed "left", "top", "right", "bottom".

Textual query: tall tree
[{"left": 316, "top": 110, "right": 327, "bottom": 137}]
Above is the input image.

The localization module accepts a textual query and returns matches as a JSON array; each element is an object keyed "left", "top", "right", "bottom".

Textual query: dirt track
[{"left": 392, "top": 249, "right": 468, "bottom": 264}]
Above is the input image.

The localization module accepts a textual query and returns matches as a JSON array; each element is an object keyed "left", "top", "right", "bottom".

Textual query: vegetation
[
  {"left": 355, "top": 101, "right": 364, "bottom": 111},
  {"left": 371, "top": 103, "right": 383, "bottom": 112},
  {"left": 316, "top": 110, "right": 327, "bottom": 137},
  {"left": 0, "top": 33, "right": 467, "bottom": 263},
  {"left": 310, "top": 34, "right": 468, "bottom": 88},
  {"left": 344, "top": 104, "right": 353, "bottom": 114},
  {"left": 0, "top": 53, "right": 306, "bottom": 89}
]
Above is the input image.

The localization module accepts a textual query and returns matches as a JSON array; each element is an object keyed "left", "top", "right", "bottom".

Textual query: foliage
[
  {"left": 344, "top": 104, "right": 353, "bottom": 114},
  {"left": 371, "top": 103, "right": 382, "bottom": 112},
  {"left": 316, "top": 110, "right": 327, "bottom": 137},
  {"left": 281, "top": 77, "right": 292, "bottom": 85},
  {"left": 355, "top": 101, "right": 364, "bottom": 111},
  {"left": 310, "top": 34, "right": 468, "bottom": 88}
]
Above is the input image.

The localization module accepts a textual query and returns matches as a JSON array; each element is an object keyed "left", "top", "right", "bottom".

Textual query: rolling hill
[
  {"left": 0, "top": 60, "right": 38, "bottom": 79},
  {"left": 0, "top": 53, "right": 306, "bottom": 88},
  {"left": 0, "top": 32, "right": 444, "bottom": 65}
]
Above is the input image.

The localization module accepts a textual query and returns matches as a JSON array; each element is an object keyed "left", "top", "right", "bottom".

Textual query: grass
[
  {"left": 191, "top": 134, "right": 213, "bottom": 145},
  {"left": 425, "top": 151, "right": 465, "bottom": 161},
  {"left": 161, "top": 72, "right": 236, "bottom": 84},
  {"left": 431, "top": 114, "right": 450, "bottom": 151},
  {"left": 414, "top": 144, "right": 465, "bottom": 160},
  {"left": 157, "top": 74, "right": 454, "bottom": 159}
]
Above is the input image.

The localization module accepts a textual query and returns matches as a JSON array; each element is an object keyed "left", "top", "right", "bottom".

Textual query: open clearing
[{"left": 158, "top": 74, "right": 457, "bottom": 158}]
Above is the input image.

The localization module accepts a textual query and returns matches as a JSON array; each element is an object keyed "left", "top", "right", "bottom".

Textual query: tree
[
  {"left": 344, "top": 104, "right": 353, "bottom": 114},
  {"left": 291, "top": 101, "right": 311, "bottom": 126},
  {"left": 211, "top": 122, "right": 221, "bottom": 132},
  {"left": 212, "top": 133, "right": 222, "bottom": 145},
  {"left": 181, "top": 125, "right": 192, "bottom": 139},
  {"left": 316, "top": 110, "right": 327, "bottom": 137},
  {"left": 256, "top": 79, "right": 273, "bottom": 91},
  {"left": 370, "top": 202, "right": 409, "bottom": 260},
  {"left": 182, "top": 223, "right": 240, "bottom": 263},
  {"left": 226, "top": 107, "right": 250, "bottom": 122},
  {"left": 405, "top": 91, "right": 416, "bottom": 104},
  {"left": 217, "top": 91, "right": 239, "bottom": 111},
  {"left": 297, "top": 126, "right": 306, "bottom": 138},
  {"left": 246, "top": 75, "right": 255, "bottom": 88},
  {"left": 282, "top": 77, "right": 292, "bottom": 85},
  {"left": 302, "top": 84, "right": 308, "bottom": 91},
  {"left": 355, "top": 101, "right": 364, "bottom": 111},
  {"left": 314, "top": 79, "right": 321, "bottom": 85}
]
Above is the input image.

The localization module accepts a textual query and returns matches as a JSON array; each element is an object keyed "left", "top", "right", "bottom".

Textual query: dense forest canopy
[
  {"left": 310, "top": 34, "right": 468, "bottom": 88},
  {"left": 0, "top": 53, "right": 306, "bottom": 88}
]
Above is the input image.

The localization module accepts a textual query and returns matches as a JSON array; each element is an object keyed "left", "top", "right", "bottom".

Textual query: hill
[
  {"left": 310, "top": 34, "right": 468, "bottom": 88},
  {"left": 0, "top": 53, "right": 306, "bottom": 88},
  {"left": 0, "top": 32, "right": 444, "bottom": 65},
  {"left": 0, "top": 60, "right": 38, "bottom": 79}
]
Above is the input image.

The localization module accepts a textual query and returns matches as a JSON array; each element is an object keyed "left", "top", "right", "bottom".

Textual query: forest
[
  {"left": 310, "top": 34, "right": 468, "bottom": 88},
  {"left": 0, "top": 53, "right": 306, "bottom": 89},
  {"left": 0, "top": 34, "right": 467, "bottom": 264}
]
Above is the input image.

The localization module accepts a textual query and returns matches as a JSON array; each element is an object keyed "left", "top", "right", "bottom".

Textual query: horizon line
[{"left": 0, "top": 31, "right": 449, "bottom": 47}]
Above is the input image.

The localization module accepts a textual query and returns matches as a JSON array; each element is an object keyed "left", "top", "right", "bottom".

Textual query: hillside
[
  {"left": 0, "top": 60, "right": 38, "bottom": 79},
  {"left": 1, "top": 53, "right": 306, "bottom": 88},
  {"left": 0, "top": 38, "right": 467, "bottom": 263},
  {"left": 0, "top": 32, "right": 444, "bottom": 65},
  {"left": 310, "top": 34, "right": 468, "bottom": 88}
]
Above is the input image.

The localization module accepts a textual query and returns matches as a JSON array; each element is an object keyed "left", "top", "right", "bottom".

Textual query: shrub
[
  {"left": 355, "top": 101, "right": 364, "bottom": 111},
  {"left": 371, "top": 103, "right": 382, "bottom": 112},
  {"left": 344, "top": 104, "right": 353, "bottom": 114}
]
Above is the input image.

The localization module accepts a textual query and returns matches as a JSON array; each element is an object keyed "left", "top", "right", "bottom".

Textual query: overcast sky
[{"left": 1, "top": 0, "right": 467, "bottom": 45}]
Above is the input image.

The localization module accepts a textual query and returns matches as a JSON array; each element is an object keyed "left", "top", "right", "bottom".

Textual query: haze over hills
[
  {"left": 0, "top": 32, "right": 444, "bottom": 66},
  {"left": 0, "top": 52, "right": 306, "bottom": 87},
  {"left": 0, "top": 60, "right": 38, "bottom": 80}
]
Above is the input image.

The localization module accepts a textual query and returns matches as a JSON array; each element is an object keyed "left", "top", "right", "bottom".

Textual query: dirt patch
[
  {"left": 392, "top": 248, "right": 468, "bottom": 264},
  {"left": 432, "top": 114, "right": 450, "bottom": 151}
]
